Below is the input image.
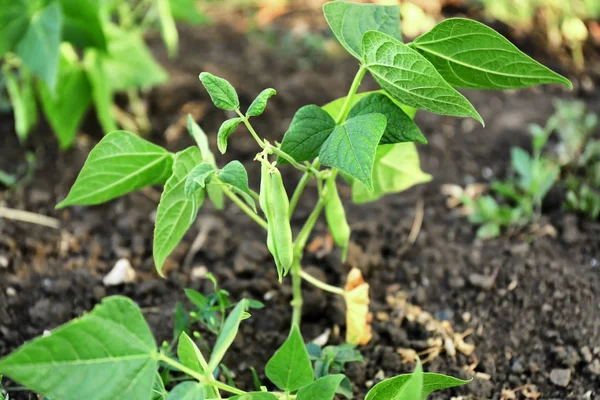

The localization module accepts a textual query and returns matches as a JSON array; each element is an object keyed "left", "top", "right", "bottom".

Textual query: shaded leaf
[
  {"left": 218, "top": 161, "right": 256, "bottom": 211},
  {"left": 199, "top": 72, "right": 239, "bottom": 110},
  {"left": 166, "top": 382, "right": 206, "bottom": 400},
  {"left": 169, "top": 0, "right": 210, "bottom": 25},
  {"left": 229, "top": 393, "right": 278, "bottom": 400},
  {"left": 322, "top": 90, "right": 417, "bottom": 120},
  {"left": 279, "top": 105, "right": 336, "bottom": 163},
  {"left": 187, "top": 115, "right": 216, "bottom": 166},
  {"left": 207, "top": 300, "right": 248, "bottom": 373},
  {"left": 59, "top": 0, "right": 106, "bottom": 50},
  {"left": 84, "top": 50, "right": 117, "bottom": 133},
  {"left": 177, "top": 332, "right": 207, "bottom": 374},
  {"left": 156, "top": 0, "right": 179, "bottom": 57},
  {"left": 3, "top": 66, "right": 37, "bottom": 142},
  {"left": 217, "top": 117, "right": 243, "bottom": 154},
  {"left": 184, "top": 163, "right": 216, "bottom": 197},
  {"left": 265, "top": 325, "right": 313, "bottom": 392},
  {"left": 247, "top": 88, "right": 276, "bottom": 117},
  {"left": 0, "top": 0, "right": 33, "bottom": 57},
  {"left": 297, "top": 374, "right": 346, "bottom": 400}
]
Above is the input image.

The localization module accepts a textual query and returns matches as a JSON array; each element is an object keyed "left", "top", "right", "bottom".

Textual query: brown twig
[{"left": 0, "top": 206, "right": 61, "bottom": 229}]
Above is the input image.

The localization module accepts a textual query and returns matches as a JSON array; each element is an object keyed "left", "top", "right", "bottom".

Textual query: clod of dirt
[
  {"left": 561, "top": 215, "right": 581, "bottom": 244},
  {"left": 549, "top": 368, "right": 572, "bottom": 387},
  {"left": 468, "top": 271, "right": 498, "bottom": 290},
  {"left": 102, "top": 258, "right": 136, "bottom": 286}
]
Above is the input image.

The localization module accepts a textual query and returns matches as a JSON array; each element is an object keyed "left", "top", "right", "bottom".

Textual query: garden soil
[{"left": 1, "top": 23, "right": 599, "bottom": 400}]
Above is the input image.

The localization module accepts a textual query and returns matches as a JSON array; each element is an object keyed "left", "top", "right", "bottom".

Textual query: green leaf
[
  {"left": 279, "top": 105, "right": 336, "bottom": 164},
  {"left": 412, "top": 18, "right": 572, "bottom": 90},
  {"left": 0, "top": 0, "right": 33, "bottom": 57},
  {"left": 348, "top": 93, "right": 426, "bottom": 145},
  {"left": 156, "top": 0, "right": 179, "bottom": 57},
  {"left": 351, "top": 143, "right": 432, "bottom": 204},
  {"left": 322, "top": 90, "right": 417, "bottom": 120},
  {"left": 57, "top": 131, "right": 173, "bottom": 208},
  {"left": 297, "top": 374, "right": 346, "bottom": 400},
  {"left": 15, "top": 1, "right": 62, "bottom": 92},
  {"left": 265, "top": 325, "right": 314, "bottom": 392},
  {"left": 84, "top": 49, "right": 117, "bottom": 133},
  {"left": 218, "top": 161, "right": 256, "bottom": 211},
  {"left": 229, "top": 393, "right": 278, "bottom": 400},
  {"left": 185, "top": 163, "right": 216, "bottom": 197},
  {"left": 154, "top": 147, "right": 204, "bottom": 275},
  {"left": 38, "top": 45, "right": 92, "bottom": 149},
  {"left": 362, "top": 31, "right": 483, "bottom": 125},
  {"left": 166, "top": 382, "right": 206, "bottom": 400},
  {"left": 0, "top": 296, "right": 157, "bottom": 400},
  {"left": 153, "top": 371, "right": 168, "bottom": 400},
  {"left": 323, "top": 1, "right": 401, "bottom": 59},
  {"left": 217, "top": 117, "right": 243, "bottom": 154},
  {"left": 199, "top": 72, "right": 239, "bottom": 110},
  {"left": 207, "top": 184, "right": 225, "bottom": 210},
  {"left": 173, "top": 302, "right": 190, "bottom": 340},
  {"left": 169, "top": 0, "right": 210, "bottom": 25},
  {"left": 3, "top": 66, "right": 38, "bottom": 142},
  {"left": 59, "top": 0, "right": 107, "bottom": 50},
  {"left": 177, "top": 332, "right": 207, "bottom": 374},
  {"left": 207, "top": 300, "right": 248, "bottom": 373},
  {"left": 511, "top": 148, "right": 532, "bottom": 182},
  {"left": 319, "top": 113, "right": 387, "bottom": 191},
  {"left": 476, "top": 222, "right": 500, "bottom": 239},
  {"left": 247, "top": 88, "right": 276, "bottom": 117},
  {"left": 366, "top": 370, "right": 470, "bottom": 400},
  {"left": 101, "top": 27, "right": 168, "bottom": 91},
  {"left": 393, "top": 358, "right": 423, "bottom": 399},
  {"left": 187, "top": 115, "right": 216, "bottom": 166}
]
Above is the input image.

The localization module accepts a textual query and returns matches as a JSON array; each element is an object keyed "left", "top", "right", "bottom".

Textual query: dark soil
[{"left": 1, "top": 21, "right": 599, "bottom": 400}]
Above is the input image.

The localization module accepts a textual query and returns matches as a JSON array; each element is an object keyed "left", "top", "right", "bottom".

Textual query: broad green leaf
[
  {"left": 101, "top": 27, "right": 168, "bottom": 91},
  {"left": 412, "top": 19, "right": 572, "bottom": 90},
  {"left": 38, "top": 45, "right": 92, "bottom": 149},
  {"left": 0, "top": 0, "right": 33, "bottom": 57},
  {"left": 279, "top": 105, "right": 336, "bottom": 164},
  {"left": 323, "top": 1, "right": 401, "bottom": 59},
  {"left": 84, "top": 49, "right": 117, "bottom": 133},
  {"left": 348, "top": 93, "right": 426, "bottom": 145},
  {"left": 229, "top": 393, "right": 278, "bottom": 400},
  {"left": 319, "top": 114, "right": 387, "bottom": 191},
  {"left": 153, "top": 371, "right": 168, "bottom": 400},
  {"left": 169, "top": 0, "right": 210, "bottom": 25},
  {"left": 297, "top": 374, "right": 346, "bottom": 400},
  {"left": 57, "top": 131, "right": 173, "bottom": 208},
  {"left": 207, "top": 184, "right": 225, "bottom": 210},
  {"left": 15, "top": 1, "right": 62, "bottom": 92},
  {"left": 207, "top": 300, "right": 248, "bottom": 373},
  {"left": 365, "top": 371, "right": 470, "bottom": 400},
  {"left": 0, "top": 296, "right": 157, "bottom": 400},
  {"left": 154, "top": 147, "right": 204, "bottom": 275},
  {"left": 185, "top": 163, "right": 216, "bottom": 197},
  {"left": 351, "top": 143, "right": 431, "bottom": 204},
  {"left": 199, "top": 72, "right": 239, "bottom": 110},
  {"left": 3, "top": 66, "right": 37, "bottom": 142},
  {"left": 156, "top": 0, "right": 179, "bottom": 57},
  {"left": 173, "top": 302, "right": 190, "bottom": 340},
  {"left": 59, "top": 0, "right": 107, "bottom": 50},
  {"left": 247, "top": 88, "right": 276, "bottom": 117},
  {"left": 265, "top": 325, "right": 314, "bottom": 392},
  {"left": 187, "top": 115, "right": 216, "bottom": 166},
  {"left": 166, "top": 382, "right": 206, "bottom": 400},
  {"left": 217, "top": 117, "right": 243, "bottom": 154},
  {"left": 218, "top": 161, "right": 256, "bottom": 211},
  {"left": 177, "top": 332, "right": 207, "bottom": 373},
  {"left": 362, "top": 31, "right": 483, "bottom": 125},
  {"left": 322, "top": 90, "right": 417, "bottom": 120},
  {"left": 511, "top": 148, "right": 532, "bottom": 183},
  {"left": 393, "top": 359, "right": 423, "bottom": 400}
]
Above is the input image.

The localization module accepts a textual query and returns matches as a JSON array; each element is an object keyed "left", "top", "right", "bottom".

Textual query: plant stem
[
  {"left": 335, "top": 64, "right": 367, "bottom": 124},
  {"left": 236, "top": 110, "right": 265, "bottom": 148},
  {"left": 288, "top": 159, "right": 321, "bottom": 218},
  {"left": 158, "top": 353, "right": 245, "bottom": 396},
  {"left": 299, "top": 270, "right": 344, "bottom": 295},
  {"left": 221, "top": 186, "right": 268, "bottom": 230},
  {"left": 269, "top": 146, "right": 310, "bottom": 172}
]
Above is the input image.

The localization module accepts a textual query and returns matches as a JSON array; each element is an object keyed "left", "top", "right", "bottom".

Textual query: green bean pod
[
  {"left": 269, "top": 169, "right": 294, "bottom": 276},
  {"left": 325, "top": 177, "right": 350, "bottom": 261},
  {"left": 260, "top": 162, "right": 284, "bottom": 280}
]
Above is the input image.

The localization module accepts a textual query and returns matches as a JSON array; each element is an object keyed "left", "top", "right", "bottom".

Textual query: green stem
[
  {"left": 299, "top": 270, "right": 344, "bottom": 295},
  {"left": 335, "top": 64, "right": 367, "bottom": 124},
  {"left": 269, "top": 146, "right": 310, "bottom": 172},
  {"left": 236, "top": 110, "right": 265, "bottom": 148},
  {"left": 158, "top": 353, "right": 245, "bottom": 396},
  {"left": 222, "top": 186, "right": 268, "bottom": 230}
]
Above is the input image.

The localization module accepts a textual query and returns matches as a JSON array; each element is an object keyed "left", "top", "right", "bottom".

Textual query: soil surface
[{"left": 1, "top": 20, "right": 599, "bottom": 400}]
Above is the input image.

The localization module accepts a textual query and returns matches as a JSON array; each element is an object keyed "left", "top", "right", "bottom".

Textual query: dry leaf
[{"left": 344, "top": 267, "right": 372, "bottom": 345}]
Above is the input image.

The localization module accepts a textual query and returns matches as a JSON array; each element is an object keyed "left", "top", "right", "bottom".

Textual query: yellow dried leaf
[{"left": 344, "top": 267, "right": 372, "bottom": 345}]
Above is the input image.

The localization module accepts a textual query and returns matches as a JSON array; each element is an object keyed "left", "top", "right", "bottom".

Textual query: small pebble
[
  {"left": 549, "top": 368, "right": 571, "bottom": 387},
  {"left": 6, "top": 287, "right": 16, "bottom": 296}
]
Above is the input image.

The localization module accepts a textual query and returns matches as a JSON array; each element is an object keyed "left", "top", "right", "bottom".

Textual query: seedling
[
  {"left": 0, "top": 0, "right": 207, "bottom": 149},
  {"left": 0, "top": 1, "right": 570, "bottom": 399}
]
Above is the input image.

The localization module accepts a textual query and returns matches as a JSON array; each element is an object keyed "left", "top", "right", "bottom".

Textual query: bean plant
[
  {"left": 0, "top": 0, "right": 207, "bottom": 149},
  {"left": 0, "top": 1, "right": 570, "bottom": 399}
]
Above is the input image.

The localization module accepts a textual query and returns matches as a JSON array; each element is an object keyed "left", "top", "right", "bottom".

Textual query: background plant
[
  {"left": 0, "top": 0, "right": 208, "bottom": 150},
  {"left": 0, "top": 1, "right": 570, "bottom": 398}
]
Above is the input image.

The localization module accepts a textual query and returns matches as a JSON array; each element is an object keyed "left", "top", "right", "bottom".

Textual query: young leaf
[
  {"left": 199, "top": 72, "right": 240, "bottom": 110},
  {"left": 279, "top": 105, "right": 336, "bottom": 163},
  {"left": 476, "top": 222, "right": 500, "bottom": 239},
  {"left": 154, "top": 147, "right": 204, "bottom": 275},
  {"left": 156, "top": 0, "right": 179, "bottom": 57},
  {"left": 393, "top": 358, "right": 423, "bottom": 400},
  {"left": 57, "top": 131, "right": 173, "bottom": 208},
  {"left": 365, "top": 370, "right": 470, "bottom": 400},
  {"left": 15, "top": 1, "right": 62, "bottom": 91},
  {"left": 229, "top": 393, "right": 278, "bottom": 400},
  {"left": 265, "top": 325, "right": 314, "bottom": 392},
  {"left": 207, "top": 300, "right": 248, "bottom": 373},
  {"left": 38, "top": 45, "right": 92, "bottom": 149},
  {"left": 178, "top": 332, "right": 207, "bottom": 373},
  {"left": 319, "top": 113, "right": 387, "bottom": 191},
  {"left": 322, "top": 90, "right": 417, "bottom": 120},
  {"left": 166, "top": 382, "right": 206, "bottom": 400},
  {"left": 348, "top": 93, "right": 426, "bottom": 145},
  {"left": 185, "top": 163, "right": 216, "bottom": 197},
  {"left": 247, "top": 88, "right": 276, "bottom": 117},
  {"left": 187, "top": 115, "right": 216, "bottom": 166},
  {"left": 362, "top": 31, "right": 483, "bottom": 125},
  {"left": 217, "top": 117, "right": 243, "bottom": 154},
  {"left": 218, "top": 161, "right": 257, "bottom": 211},
  {"left": 3, "top": 66, "right": 37, "bottom": 142},
  {"left": 0, "top": 0, "right": 30, "bottom": 57},
  {"left": 169, "top": 0, "right": 210, "bottom": 24},
  {"left": 296, "top": 374, "right": 346, "bottom": 400},
  {"left": 59, "top": 0, "right": 107, "bottom": 50},
  {"left": 411, "top": 19, "right": 572, "bottom": 90},
  {"left": 84, "top": 50, "right": 117, "bottom": 133},
  {"left": 0, "top": 296, "right": 157, "bottom": 400},
  {"left": 350, "top": 143, "right": 432, "bottom": 204},
  {"left": 323, "top": 1, "right": 401, "bottom": 59}
]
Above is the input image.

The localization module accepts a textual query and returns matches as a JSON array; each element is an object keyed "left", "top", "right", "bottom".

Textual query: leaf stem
[
  {"left": 335, "top": 64, "right": 367, "bottom": 124},
  {"left": 288, "top": 159, "right": 321, "bottom": 219},
  {"left": 236, "top": 110, "right": 265, "bottom": 148},
  {"left": 222, "top": 186, "right": 268, "bottom": 230},
  {"left": 299, "top": 270, "right": 344, "bottom": 295}
]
